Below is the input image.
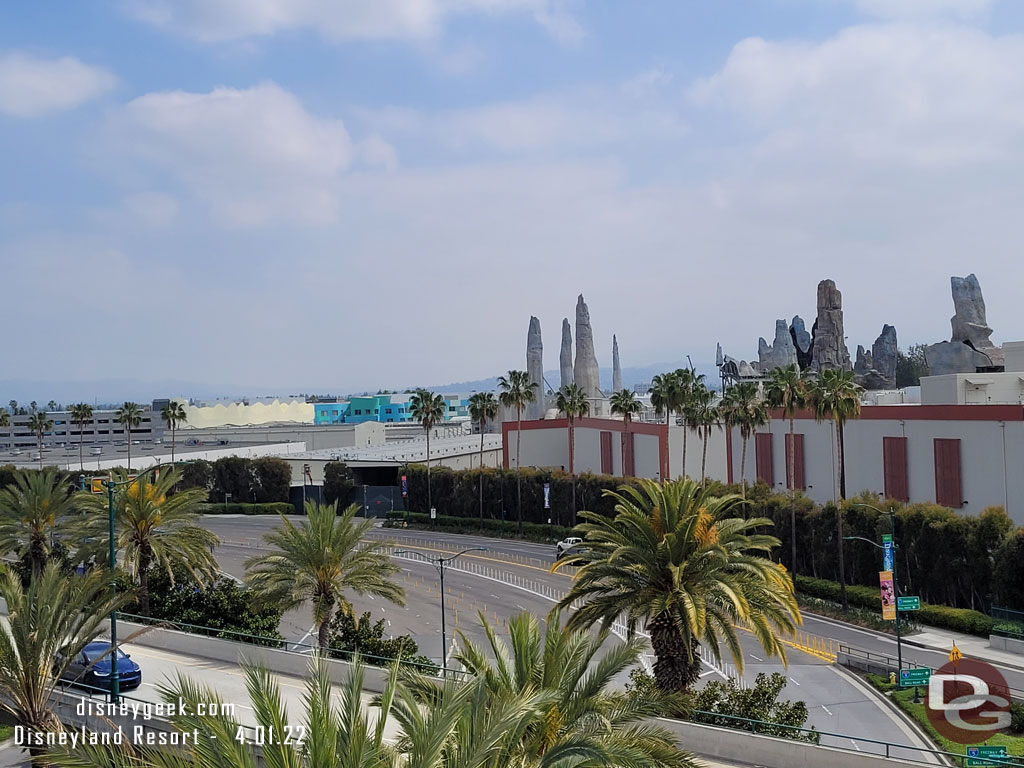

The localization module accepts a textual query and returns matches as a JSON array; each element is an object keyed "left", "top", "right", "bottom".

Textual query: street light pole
[
  {"left": 847, "top": 502, "right": 902, "bottom": 675},
  {"left": 393, "top": 547, "right": 487, "bottom": 671}
]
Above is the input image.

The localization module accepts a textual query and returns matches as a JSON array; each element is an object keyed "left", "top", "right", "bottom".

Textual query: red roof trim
[{"left": 769, "top": 404, "right": 1024, "bottom": 422}]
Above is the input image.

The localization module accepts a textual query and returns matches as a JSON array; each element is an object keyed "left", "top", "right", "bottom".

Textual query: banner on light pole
[{"left": 879, "top": 570, "right": 896, "bottom": 621}]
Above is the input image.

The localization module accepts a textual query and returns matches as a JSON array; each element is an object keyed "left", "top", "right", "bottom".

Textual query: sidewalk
[{"left": 903, "top": 626, "right": 1024, "bottom": 673}]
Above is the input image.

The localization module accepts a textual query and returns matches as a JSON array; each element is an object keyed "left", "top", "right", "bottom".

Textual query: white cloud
[
  {"left": 123, "top": 0, "right": 583, "bottom": 44},
  {"left": 0, "top": 52, "right": 115, "bottom": 118},
  {"left": 109, "top": 82, "right": 387, "bottom": 227},
  {"left": 691, "top": 24, "right": 1024, "bottom": 169},
  {"left": 358, "top": 79, "right": 686, "bottom": 155},
  {"left": 849, "top": 0, "right": 993, "bottom": 20}
]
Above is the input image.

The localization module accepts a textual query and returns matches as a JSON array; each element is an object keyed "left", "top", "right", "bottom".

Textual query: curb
[
  {"left": 833, "top": 665, "right": 951, "bottom": 767},
  {"left": 900, "top": 636, "right": 1024, "bottom": 674}
]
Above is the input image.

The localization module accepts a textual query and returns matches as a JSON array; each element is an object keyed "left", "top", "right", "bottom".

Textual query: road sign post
[
  {"left": 966, "top": 745, "right": 1008, "bottom": 767},
  {"left": 899, "top": 668, "right": 931, "bottom": 687}
]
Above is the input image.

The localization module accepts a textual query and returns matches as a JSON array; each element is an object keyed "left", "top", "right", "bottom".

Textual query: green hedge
[
  {"left": 796, "top": 575, "right": 994, "bottom": 637},
  {"left": 397, "top": 511, "right": 572, "bottom": 544},
  {"left": 199, "top": 502, "right": 295, "bottom": 515}
]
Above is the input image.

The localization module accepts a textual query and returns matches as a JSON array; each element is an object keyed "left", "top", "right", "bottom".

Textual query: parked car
[
  {"left": 58, "top": 641, "right": 142, "bottom": 692},
  {"left": 555, "top": 536, "right": 583, "bottom": 559}
]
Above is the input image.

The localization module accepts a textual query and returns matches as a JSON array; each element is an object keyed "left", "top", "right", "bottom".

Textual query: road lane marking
[
  {"left": 821, "top": 705, "right": 833, "bottom": 716},
  {"left": 789, "top": 677, "right": 801, "bottom": 686},
  {"left": 751, "top": 655, "right": 763, "bottom": 662},
  {"left": 850, "top": 740, "right": 860, "bottom": 751}
]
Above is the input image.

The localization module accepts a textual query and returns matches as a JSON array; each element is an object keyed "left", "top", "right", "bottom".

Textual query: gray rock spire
[
  {"left": 951, "top": 274, "right": 995, "bottom": 349},
  {"left": 559, "top": 318, "right": 573, "bottom": 390},
  {"left": 810, "top": 279, "right": 852, "bottom": 372},
  {"left": 573, "top": 294, "right": 601, "bottom": 399},
  {"left": 758, "top": 319, "right": 798, "bottom": 371},
  {"left": 612, "top": 335, "right": 622, "bottom": 392},
  {"left": 526, "top": 316, "right": 544, "bottom": 420}
]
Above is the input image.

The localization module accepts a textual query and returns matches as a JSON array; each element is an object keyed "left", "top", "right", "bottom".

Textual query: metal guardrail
[
  {"left": 685, "top": 710, "right": 1024, "bottom": 766},
  {"left": 992, "top": 606, "right": 1024, "bottom": 641}
]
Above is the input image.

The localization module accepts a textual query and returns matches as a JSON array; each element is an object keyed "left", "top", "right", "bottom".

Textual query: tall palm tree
[
  {"left": 0, "top": 469, "right": 77, "bottom": 578},
  {"left": 766, "top": 364, "right": 808, "bottom": 573},
  {"left": 498, "top": 370, "right": 537, "bottom": 535},
  {"left": 468, "top": 392, "right": 499, "bottom": 529},
  {"left": 409, "top": 389, "right": 446, "bottom": 522},
  {"left": 555, "top": 384, "right": 590, "bottom": 525},
  {"left": 0, "top": 407, "right": 9, "bottom": 429},
  {"left": 558, "top": 478, "right": 800, "bottom": 693},
  {"left": 720, "top": 381, "right": 769, "bottom": 499},
  {"left": 160, "top": 400, "right": 188, "bottom": 463},
  {"left": 647, "top": 372, "right": 677, "bottom": 427},
  {"left": 47, "top": 400, "right": 58, "bottom": 412},
  {"left": 807, "top": 367, "right": 862, "bottom": 611},
  {"left": 686, "top": 383, "right": 719, "bottom": 484},
  {"left": 610, "top": 388, "right": 642, "bottom": 477},
  {"left": 0, "top": 563, "right": 127, "bottom": 768},
  {"left": 116, "top": 401, "right": 143, "bottom": 471},
  {"left": 74, "top": 466, "right": 219, "bottom": 616},
  {"left": 26, "top": 411, "right": 53, "bottom": 469},
  {"left": 246, "top": 501, "right": 404, "bottom": 654},
  {"left": 69, "top": 402, "right": 94, "bottom": 471},
  {"left": 412, "top": 610, "right": 697, "bottom": 768},
  {"left": 674, "top": 368, "right": 702, "bottom": 477},
  {"left": 7, "top": 400, "right": 16, "bottom": 415}
]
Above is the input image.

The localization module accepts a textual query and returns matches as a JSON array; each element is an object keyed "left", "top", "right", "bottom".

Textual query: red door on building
[
  {"left": 784, "top": 433, "right": 805, "bottom": 490},
  {"left": 755, "top": 433, "right": 774, "bottom": 485},
  {"left": 934, "top": 438, "right": 962, "bottom": 508},
  {"left": 883, "top": 436, "right": 909, "bottom": 502}
]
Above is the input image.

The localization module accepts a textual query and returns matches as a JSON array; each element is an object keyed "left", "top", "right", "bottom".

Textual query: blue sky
[{"left": 3, "top": 0, "right": 1024, "bottom": 398}]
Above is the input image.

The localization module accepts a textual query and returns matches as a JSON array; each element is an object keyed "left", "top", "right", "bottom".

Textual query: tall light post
[
  {"left": 393, "top": 547, "right": 486, "bottom": 670},
  {"left": 845, "top": 501, "right": 902, "bottom": 675},
  {"left": 103, "top": 463, "right": 162, "bottom": 704}
]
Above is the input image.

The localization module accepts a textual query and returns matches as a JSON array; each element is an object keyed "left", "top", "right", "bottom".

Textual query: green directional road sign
[
  {"left": 882, "top": 533, "right": 893, "bottom": 544},
  {"left": 897, "top": 596, "right": 921, "bottom": 611},
  {"left": 966, "top": 745, "right": 1008, "bottom": 767},
  {"left": 899, "top": 668, "right": 931, "bottom": 687}
]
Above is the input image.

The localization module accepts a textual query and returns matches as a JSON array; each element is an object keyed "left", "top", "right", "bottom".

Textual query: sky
[{"left": 4, "top": 0, "right": 1024, "bottom": 399}]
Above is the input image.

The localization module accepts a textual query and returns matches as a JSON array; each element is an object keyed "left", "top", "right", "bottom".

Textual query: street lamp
[
  {"left": 845, "top": 502, "right": 903, "bottom": 675},
  {"left": 103, "top": 464, "right": 162, "bottom": 704},
  {"left": 392, "top": 547, "right": 486, "bottom": 671}
]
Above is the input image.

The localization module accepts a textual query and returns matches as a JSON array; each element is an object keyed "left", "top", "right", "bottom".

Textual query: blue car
[{"left": 59, "top": 641, "right": 142, "bottom": 692}]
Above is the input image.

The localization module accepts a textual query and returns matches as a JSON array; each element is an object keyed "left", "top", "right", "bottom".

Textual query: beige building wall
[{"left": 183, "top": 399, "right": 314, "bottom": 428}]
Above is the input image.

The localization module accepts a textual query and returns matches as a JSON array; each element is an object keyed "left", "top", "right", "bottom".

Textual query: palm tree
[
  {"left": 467, "top": 392, "right": 499, "bottom": 530},
  {"left": 0, "top": 407, "right": 9, "bottom": 429},
  {"left": 720, "top": 381, "right": 769, "bottom": 499},
  {"left": 415, "top": 610, "right": 697, "bottom": 768},
  {"left": 674, "top": 368, "right": 702, "bottom": 477},
  {"left": 610, "top": 388, "right": 642, "bottom": 477},
  {"left": 555, "top": 383, "right": 590, "bottom": 525},
  {"left": 808, "top": 368, "right": 862, "bottom": 611},
  {"left": 686, "top": 383, "right": 719, "bottom": 484},
  {"left": 160, "top": 400, "right": 188, "bottom": 463},
  {"left": 47, "top": 400, "right": 58, "bottom": 412},
  {"left": 0, "top": 469, "right": 78, "bottom": 578},
  {"left": 409, "top": 389, "right": 446, "bottom": 522},
  {"left": 558, "top": 478, "right": 800, "bottom": 693},
  {"left": 7, "top": 400, "right": 16, "bottom": 415},
  {"left": 74, "top": 467, "right": 219, "bottom": 616},
  {"left": 69, "top": 402, "right": 94, "bottom": 471},
  {"left": 0, "top": 563, "right": 127, "bottom": 768},
  {"left": 116, "top": 401, "right": 143, "bottom": 471},
  {"left": 766, "top": 364, "right": 808, "bottom": 573},
  {"left": 498, "top": 370, "right": 537, "bottom": 535},
  {"left": 52, "top": 654, "right": 553, "bottom": 768},
  {"left": 648, "top": 372, "right": 677, "bottom": 426},
  {"left": 246, "top": 501, "right": 404, "bottom": 654},
  {"left": 26, "top": 411, "right": 53, "bottom": 469}
]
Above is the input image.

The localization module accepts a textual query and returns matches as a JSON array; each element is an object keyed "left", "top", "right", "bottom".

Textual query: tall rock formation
[
  {"left": 612, "top": 335, "right": 622, "bottom": 392},
  {"left": 871, "top": 324, "right": 898, "bottom": 389},
  {"left": 559, "top": 318, "right": 573, "bottom": 389},
  {"left": 526, "top": 316, "right": 545, "bottom": 420},
  {"left": 951, "top": 274, "right": 995, "bottom": 350},
  {"left": 810, "top": 280, "right": 852, "bottom": 372},
  {"left": 854, "top": 345, "right": 872, "bottom": 378},
  {"left": 790, "top": 316, "right": 813, "bottom": 370},
  {"left": 573, "top": 294, "right": 601, "bottom": 399},
  {"left": 926, "top": 274, "right": 1003, "bottom": 375},
  {"left": 758, "top": 319, "right": 798, "bottom": 371}
]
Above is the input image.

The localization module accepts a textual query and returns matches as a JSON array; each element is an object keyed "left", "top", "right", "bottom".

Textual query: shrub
[
  {"left": 401, "top": 511, "right": 572, "bottom": 543},
  {"left": 690, "top": 672, "right": 817, "bottom": 743},
  {"left": 328, "top": 610, "right": 437, "bottom": 673},
  {"left": 176, "top": 459, "right": 214, "bottom": 496},
  {"left": 994, "top": 529, "right": 1024, "bottom": 609},
  {"left": 1011, "top": 702, "right": 1024, "bottom": 734},
  {"left": 199, "top": 502, "right": 294, "bottom": 515},
  {"left": 795, "top": 575, "right": 993, "bottom": 637}
]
